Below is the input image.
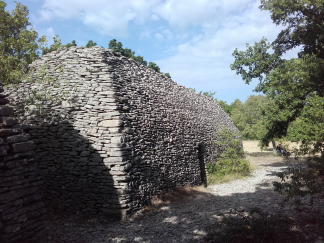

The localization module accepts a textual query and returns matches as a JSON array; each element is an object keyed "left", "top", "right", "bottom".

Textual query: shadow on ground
[{"left": 42, "top": 164, "right": 324, "bottom": 243}]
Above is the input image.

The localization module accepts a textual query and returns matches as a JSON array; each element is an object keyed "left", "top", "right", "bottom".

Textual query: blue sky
[{"left": 6, "top": 0, "right": 297, "bottom": 103}]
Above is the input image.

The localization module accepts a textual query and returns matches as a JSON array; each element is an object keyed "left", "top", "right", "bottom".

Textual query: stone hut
[
  {"left": 5, "top": 46, "right": 239, "bottom": 220},
  {"left": 0, "top": 83, "right": 47, "bottom": 243}
]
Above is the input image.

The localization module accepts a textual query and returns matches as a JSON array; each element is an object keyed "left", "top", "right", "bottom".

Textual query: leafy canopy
[
  {"left": 108, "top": 39, "right": 168, "bottom": 75},
  {"left": 231, "top": 0, "right": 324, "bottom": 152},
  {"left": 231, "top": 95, "right": 270, "bottom": 140},
  {"left": 0, "top": 0, "right": 39, "bottom": 84},
  {"left": 85, "top": 40, "right": 97, "bottom": 48},
  {"left": 231, "top": 0, "right": 324, "bottom": 202}
]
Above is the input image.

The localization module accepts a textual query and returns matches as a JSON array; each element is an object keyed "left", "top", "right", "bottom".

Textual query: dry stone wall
[
  {"left": 6, "top": 46, "right": 239, "bottom": 218},
  {"left": 0, "top": 84, "right": 47, "bottom": 243}
]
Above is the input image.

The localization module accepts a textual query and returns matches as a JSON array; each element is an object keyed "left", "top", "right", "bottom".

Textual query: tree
[
  {"left": 122, "top": 47, "right": 135, "bottom": 59},
  {"left": 231, "top": 0, "right": 324, "bottom": 201},
  {"left": 39, "top": 35, "right": 64, "bottom": 55},
  {"left": 164, "top": 73, "right": 171, "bottom": 78},
  {"left": 216, "top": 100, "right": 232, "bottom": 115},
  {"left": 86, "top": 40, "right": 97, "bottom": 48},
  {"left": 108, "top": 39, "right": 169, "bottom": 73},
  {"left": 0, "top": 1, "right": 39, "bottom": 84},
  {"left": 108, "top": 39, "right": 121, "bottom": 52},
  {"left": 231, "top": 0, "right": 324, "bottom": 148},
  {"left": 200, "top": 91, "right": 216, "bottom": 99},
  {"left": 133, "top": 55, "right": 147, "bottom": 66},
  {"left": 148, "top": 62, "right": 160, "bottom": 73},
  {"left": 231, "top": 95, "right": 270, "bottom": 140},
  {"left": 65, "top": 40, "right": 77, "bottom": 48}
]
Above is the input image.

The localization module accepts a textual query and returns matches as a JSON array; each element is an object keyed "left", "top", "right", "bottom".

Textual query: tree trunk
[{"left": 272, "top": 140, "right": 277, "bottom": 155}]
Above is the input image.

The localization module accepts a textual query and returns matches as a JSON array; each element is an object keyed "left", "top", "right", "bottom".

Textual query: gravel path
[{"left": 43, "top": 163, "right": 324, "bottom": 243}]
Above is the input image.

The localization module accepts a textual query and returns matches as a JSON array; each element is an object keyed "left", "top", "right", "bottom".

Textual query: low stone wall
[
  {"left": 6, "top": 46, "right": 239, "bottom": 218},
  {"left": 0, "top": 84, "right": 47, "bottom": 242}
]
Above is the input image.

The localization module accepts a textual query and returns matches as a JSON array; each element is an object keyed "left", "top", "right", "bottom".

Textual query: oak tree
[
  {"left": 0, "top": 1, "right": 39, "bottom": 84},
  {"left": 231, "top": 0, "right": 324, "bottom": 201}
]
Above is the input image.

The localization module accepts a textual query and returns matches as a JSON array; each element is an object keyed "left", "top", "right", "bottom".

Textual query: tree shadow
[{"left": 41, "top": 163, "right": 324, "bottom": 242}]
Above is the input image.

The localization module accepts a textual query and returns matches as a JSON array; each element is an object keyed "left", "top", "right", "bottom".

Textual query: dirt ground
[{"left": 242, "top": 140, "right": 306, "bottom": 169}]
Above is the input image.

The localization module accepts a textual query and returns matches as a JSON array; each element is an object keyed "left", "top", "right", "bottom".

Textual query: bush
[
  {"left": 273, "top": 156, "right": 324, "bottom": 205},
  {"left": 207, "top": 127, "right": 250, "bottom": 182}
]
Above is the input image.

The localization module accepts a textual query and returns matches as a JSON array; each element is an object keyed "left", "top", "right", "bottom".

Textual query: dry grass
[
  {"left": 142, "top": 185, "right": 207, "bottom": 214},
  {"left": 207, "top": 172, "right": 250, "bottom": 185},
  {"left": 243, "top": 140, "right": 306, "bottom": 169},
  {"left": 242, "top": 140, "right": 301, "bottom": 154}
]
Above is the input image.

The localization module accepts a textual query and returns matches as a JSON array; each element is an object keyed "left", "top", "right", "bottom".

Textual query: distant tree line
[
  {"left": 195, "top": 89, "right": 269, "bottom": 140},
  {"left": 39, "top": 35, "right": 171, "bottom": 78}
]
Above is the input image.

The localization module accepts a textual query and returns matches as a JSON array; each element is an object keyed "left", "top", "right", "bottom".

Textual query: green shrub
[{"left": 207, "top": 127, "right": 250, "bottom": 182}]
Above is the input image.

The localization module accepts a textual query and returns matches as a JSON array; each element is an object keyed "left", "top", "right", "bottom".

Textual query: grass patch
[
  {"left": 205, "top": 208, "right": 304, "bottom": 243},
  {"left": 207, "top": 172, "right": 249, "bottom": 185},
  {"left": 207, "top": 127, "right": 252, "bottom": 186}
]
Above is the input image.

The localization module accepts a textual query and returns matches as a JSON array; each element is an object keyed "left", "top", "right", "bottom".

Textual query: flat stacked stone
[
  {"left": 0, "top": 83, "right": 47, "bottom": 242},
  {"left": 6, "top": 46, "right": 239, "bottom": 220}
]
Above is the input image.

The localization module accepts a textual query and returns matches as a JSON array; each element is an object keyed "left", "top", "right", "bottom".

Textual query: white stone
[{"left": 98, "top": 120, "right": 121, "bottom": 127}]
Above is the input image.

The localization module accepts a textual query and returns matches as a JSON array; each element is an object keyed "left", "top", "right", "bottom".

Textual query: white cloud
[
  {"left": 37, "top": 0, "right": 159, "bottom": 37},
  {"left": 31, "top": 0, "right": 293, "bottom": 102},
  {"left": 46, "top": 27, "right": 55, "bottom": 39},
  {"left": 155, "top": 33, "right": 163, "bottom": 41},
  {"left": 155, "top": 0, "right": 285, "bottom": 95},
  {"left": 140, "top": 29, "right": 151, "bottom": 39},
  {"left": 35, "top": 0, "right": 265, "bottom": 38},
  {"left": 151, "top": 14, "right": 160, "bottom": 21},
  {"left": 162, "top": 29, "right": 173, "bottom": 40}
]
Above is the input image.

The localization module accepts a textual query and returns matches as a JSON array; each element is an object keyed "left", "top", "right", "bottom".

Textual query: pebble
[{"left": 43, "top": 164, "right": 324, "bottom": 243}]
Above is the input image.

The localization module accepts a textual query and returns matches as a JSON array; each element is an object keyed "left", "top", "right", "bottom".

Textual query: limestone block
[
  {"left": 0, "top": 105, "right": 13, "bottom": 116},
  {"left": 98, "top": 120, "right": 122, "bottom": 127},
  {"left": 0, "top": 117, "right": 18, "bottom": 126},
  {"left": 62, "top": 100, "right": 75, "bottom": 108},
  {"left": 12, "top": 141, "right": 35, "bottom": 153},
  {"left": 7, "top": 134, "right": 30, "bottom": 144},
  {"left": 0, "top": 128, "right": 23, "bottom": 137}
]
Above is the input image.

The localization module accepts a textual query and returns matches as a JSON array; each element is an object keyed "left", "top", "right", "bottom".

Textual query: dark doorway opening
[{"left": 198, "top": 144, "right": 207, "bottom": 186}]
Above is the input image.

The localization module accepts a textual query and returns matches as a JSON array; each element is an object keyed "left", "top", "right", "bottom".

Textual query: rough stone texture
[
  {"left": 6, "top": 46, "right": 239, "bottom": 219},
  {"left": 0, "top": 84, "right": 47, "bottom": 243}
]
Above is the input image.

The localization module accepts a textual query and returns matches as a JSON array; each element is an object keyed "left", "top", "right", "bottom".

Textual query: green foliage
[
  {"left": 231, "top": 0, "right": 324, "bottom": 201},
  {"left": 164, "top": 72, "right": 171, "bottom": 78},
  {"left": 231, "top": 1, "right": 324, "bottom": 148},
  {"left": 108, "top": 38, "right": 170, "bottom": 75},
  {"left": 85, "top": 40, "right": 97, "bottom": 48},
  {"left": 216, "top": 100, "right": 232, "bottom": 115},
  {"left": 122, "top": 47, "right": 135, "bottom": 59},
  {"left": 199, "top": 91, "right": 216, "bottom": 99},
  {"left": 260, "top": 0, "right": 324, "bottom": 59},
  {"left": 207, "top": 127, "right": 250, "bottom": 180},
  {"left": 273, "top": 161, "right": 324, "bottom": 205},
  {"left": 189, "top": 89, "right": 244, "bottom": 117},
  {"left": 133, "top": 55, "right": 147, "bottom": 66},
  {"left": 231, "top": 95, "right": 270, "bottom": 140},
  {"left": 205, "top": 208, "right": 304, "bottom": 243},
  {"left": 65, "top": 40, "right": 77, "bottom": 48},
  {"left": 39, "top": 35, "right": 64, "bottom": 55},
  {"left": 148, "top": 61, "right": 160, "bottom": 73},
  {"left": 0, "top": 0, "right": 39, "bottom": 85},
  {"left": 10, "top": 63, "right": 70, "bottom": 115},
  {"left": 108, "top": 39, "right": 123, "bottom": 53}
]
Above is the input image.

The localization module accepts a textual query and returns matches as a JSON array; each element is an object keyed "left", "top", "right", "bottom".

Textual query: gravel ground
[{"left": 40, "top": 159, "right": 324, "bottom": 243}]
